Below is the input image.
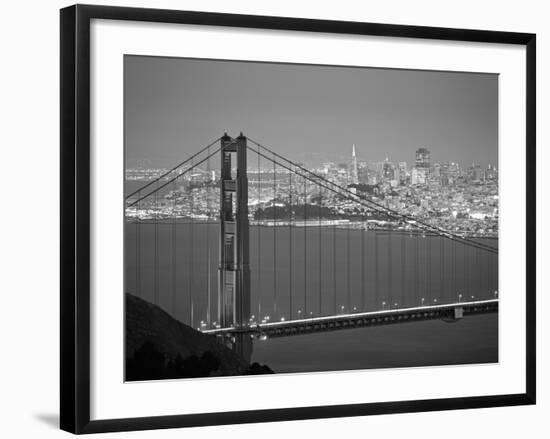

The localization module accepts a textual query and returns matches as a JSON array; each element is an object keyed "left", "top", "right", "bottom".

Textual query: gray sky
[{"left": 124, "top": 55, "right": 497, "bottom": 168}]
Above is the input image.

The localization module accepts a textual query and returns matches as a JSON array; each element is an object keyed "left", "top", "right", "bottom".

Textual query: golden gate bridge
[{"left": 125, "top": 133, "right": 498, "bottom": 359}]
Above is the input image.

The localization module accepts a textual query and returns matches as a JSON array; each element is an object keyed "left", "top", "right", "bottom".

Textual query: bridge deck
[{"left": 201, "top": 299, "right": 498, "bottom": 339}]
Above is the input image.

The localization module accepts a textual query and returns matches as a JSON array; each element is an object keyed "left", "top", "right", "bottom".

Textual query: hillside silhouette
[{"left": 125, "top": 293, "right": 273, "bottom": 380}]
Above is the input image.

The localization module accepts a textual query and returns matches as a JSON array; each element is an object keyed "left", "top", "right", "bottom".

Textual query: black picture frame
[{"left": 60, "top": 4, "right": 536, "bottom": 434}]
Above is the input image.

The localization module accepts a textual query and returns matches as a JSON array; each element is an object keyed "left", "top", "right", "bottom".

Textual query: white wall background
[{"left": 0, "top": 0, "right": 547, "bottom": 437}]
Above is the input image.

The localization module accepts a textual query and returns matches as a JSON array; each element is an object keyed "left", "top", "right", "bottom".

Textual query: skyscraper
[
  {"left": 350, "top": 144, "right": 359, "bottom": 184},
  {"left": 415, "top": 148, "right": 431, "bottom": 169},
  {"left": 382, "top": 158, "right": 394, "bottom": 181},
  {"left": 398, "top": 162, "right": 408, "bottom": 184}
]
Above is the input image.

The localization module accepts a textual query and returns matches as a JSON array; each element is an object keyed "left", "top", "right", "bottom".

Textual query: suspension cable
[
  {"left": 125, "top": 136, "right": 221, "bottom": 200},
  {"left": 247, "top": 139, "right": 497, "bottom": 254},
  {"left": 248, "top": 146, "right": 497, "bottom": 255},
  {"left": 127, "top": 146, "right": 223, "bottom": 208}
]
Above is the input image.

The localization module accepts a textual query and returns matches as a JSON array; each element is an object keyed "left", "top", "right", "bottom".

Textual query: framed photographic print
[{"left": 60, "top": 4, "right": 536, "bottom": 434}]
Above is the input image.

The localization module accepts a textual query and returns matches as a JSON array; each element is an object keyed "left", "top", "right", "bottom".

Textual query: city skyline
[
  {"left": 126, "top": 144, "right": 498, "bottom": 181},
  {"left": 126, "top": 143, "right": 498, "bottom": 172},
  {"left": 125, "top": 56, "right": 498, "bottom": 169}
]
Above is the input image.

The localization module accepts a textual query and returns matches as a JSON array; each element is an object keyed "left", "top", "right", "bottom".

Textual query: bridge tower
[{"left": 218, "top": 133, "right": 251, "bottom": 333}]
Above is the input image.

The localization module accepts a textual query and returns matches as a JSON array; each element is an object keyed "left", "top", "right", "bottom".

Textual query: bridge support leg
[{"left": 218, "top": 133, "right": 251, "bottom": 331}]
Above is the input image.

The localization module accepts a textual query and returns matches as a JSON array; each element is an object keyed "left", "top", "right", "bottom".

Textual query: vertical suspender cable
[
  {"left": 475, "top": 240, "right": 480, "bottom": 299},
  {"left": 485, "top": 242, "right": 491, "bottom": 298},
  {"left": 136, "top": 191, "right": 141, "bottom": 298},
  {"left": 191, "top": 169, "right": 195, "bottom": 328},
  {"left": 361, "top": 218, "right": 365, "bottom": 312},
  {"left": 463, "top": 241, "right": 472, "bottom": 299},
  {"left": 289, "top": 169, "right": 293, "bottom": 320},
  {"left": 438, "top": 236, "right": 447, "bottom": 298},
  {"left": 318, "top": 185, "right": 322, "bottom": 316},
  {"left": 426, "top": 232, "right": 437, "bottom": 301},
  {"left": 273, "top": 156, "right": 277, "bottom": 318},
  {"left": 191, "top": 158, "right": 193, "bottom": 327},
  {"left": 206, "top": 146, "right": 211, "bottom": 326},
  {"left": 489, "top": 243, "right": 494, "bottom": 297},
  {"left": 257, "top": 145, "right": 262, "bottom": 322},
  {"left": 347, "top": 222, "right": 351, "bottom": 312},
  {"left": 172, "top": 180, "right": 176, "bottom": 316},
  {"left": 375, "top": 230, "right": 379, "bottom": 310},
  {"left": 451, "top": 238, "right": 460, "bottom": 299},
  {"left": 154, "top": 188, "right": 159, "bottom": 305},
  {"left": 333, "top": 220, "right": 337, "bottom": 315},
  {"left": 415, "top": 231, "right": 419, "bottom": 305},
  {"left": 304, "top": 177, "right": 307, "bottom": 317},
  {"left": 388, "top": 229, "right": 392, "bottom": 308},
  {"left": 400, "top": 230, "right": 405, "bottom": 308}
]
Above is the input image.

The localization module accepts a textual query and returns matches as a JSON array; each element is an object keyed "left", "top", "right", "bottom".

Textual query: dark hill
[{"left": 125, "top": 293, "right": 250, "bottom": 379}]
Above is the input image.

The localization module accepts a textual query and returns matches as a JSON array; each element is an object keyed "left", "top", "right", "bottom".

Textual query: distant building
[
  {"left": 357, "top": 162, "right": 369, "bottom": 184},
  {"left": 415, "top": 148, "right": 431, "bottom": 169},
  {"left": 411, "top": 167, "right": 427, "bottom": 185},
  {"left": 322, "top": 162, "right": 336, "bottom": 174},
  {"left": 468, "top": 163, "right": 483, "bottom": 182},
  {"left": 485, "top": 164, "right": 498, "bottom": 181},
  {"left": 382, "top": 158, "right": 394, "bottom": 181},
  {"left": 350, "top": 144, "right": 359, "bottom": 185},
  {"left": 447, "top": 162, "right": 460, "bottom": 183},
  {"left": 432, "top": 163, "right": 441, "bottom": 178},
  {"left": 393, "top": 167, "right": 400, "bottom": 183},
  {"left": 398, "top": 162, "right": 408, "bottom": 184}
]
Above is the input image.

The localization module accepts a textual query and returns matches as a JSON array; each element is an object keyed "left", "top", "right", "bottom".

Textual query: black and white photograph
[
  {"left": 1, "top": 0, "right": 545, "bottom": 436},
  {"left": 123, "top": 56, "right": 499, "bottom": 381}
]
